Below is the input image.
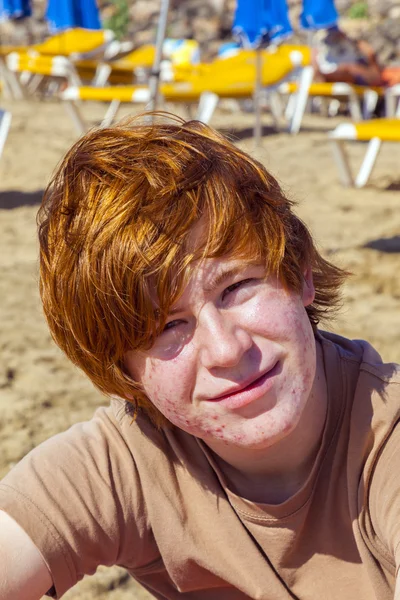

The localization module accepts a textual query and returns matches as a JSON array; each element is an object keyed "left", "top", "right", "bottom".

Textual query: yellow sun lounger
[
  {"left": 1, "top": 30, "right": 120, "bottom": 98},
  {"left": 61, "top": 49, "right": 308, "bottom": 134},
  {"left": 97, "top": 44, "right": 309, "bottom": 87},
  {"left": 31, "top": 28, "right": 115, "bottom": 58},
  {"left": 6, "top": 52, "right": 82, "bottom": 95},
  {"left": 279, "top": 79, "right": 385, "bottom": 131},
  {"left": 82, "top": 40, "right": 200, "bottom": 87},
  {"left": 329, "top": 118, "right": 400, "bottom": 187},
  {"left": 0, "top": 29, "right": 115, "bottom": 63}
]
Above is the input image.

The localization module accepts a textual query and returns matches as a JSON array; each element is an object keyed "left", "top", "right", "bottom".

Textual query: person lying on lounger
[
  {"left": 1, "top": 114, "right": 400, "bottom": 600},
  {"left": 313, "top": 27, "right": 383, "bottom": 86}
]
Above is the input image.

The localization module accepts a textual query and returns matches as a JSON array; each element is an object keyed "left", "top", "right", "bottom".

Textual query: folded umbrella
[
  {"left": 232, "top": 0, "right": 293, "bottom": 146},
  {"left": 300, "top": 0, "right": 338, "bottom": 30},
  {"left": 0, "top": 0, "right": 31, "bottom": 20},
  {"left": 233, "top": 0, "right": 292, "bottom": 47},
  {"left": 46, "top": 0, "right": 101, "bottom": 32}
]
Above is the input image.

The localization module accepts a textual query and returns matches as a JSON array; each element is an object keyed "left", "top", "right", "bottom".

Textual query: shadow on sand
[
  {"left": 219, "top": 124, "right": 279, "bottom": 141},
  {"left": 384, "top": 180, "right": 400, "bottom": 192},
  {"left": 0, "top": 190, "right": 44, "bottom": 210},
  {"left": 363, "top": 236, "right": 400, "bottom": 253}
]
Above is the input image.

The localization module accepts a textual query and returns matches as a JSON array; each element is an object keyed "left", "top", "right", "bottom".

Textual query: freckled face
[{"left": 124, "top": 257, "right": 317, "bottom": 452}]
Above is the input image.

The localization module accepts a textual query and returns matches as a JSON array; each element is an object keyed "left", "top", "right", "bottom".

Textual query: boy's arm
[{"left": 0, "top": 510, "right": 53, "bottom": 600}]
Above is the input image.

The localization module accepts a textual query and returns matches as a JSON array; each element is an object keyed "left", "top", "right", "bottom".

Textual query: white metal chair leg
[
  {"left": 284, "top": 93, "right": 296, "bottom": 120},
  {"left": 268, "top": 90, "right": 283, "bottom": 121},
  {"left": 27, "top": 73, "right": 44, "bottom": 94},
  {"left": 93, "top": 62, "right": 112, "bottom": 87},
  {"left": 196, "top": 91, "right": 219, "bottom": 124},
  {"left": 385, "top": 89, "right": 396, "bottom": 117},
  {"left": 355, "top": 137, "right": 381, "bottom": 188},
  {"left": 329, "top": 138, "right": 354, "bottom": 187},
  {"left": 0, "top": 65, "right": 13, "bottom": 99},
  {"left": 328, "top": 98, "right": 340, "bottom": 117},
  {"left": 288, "top": 65, "right": 314, "bottom": 134},
  {"left": 63, "top": 100, "right": 87, "bottom": 135},
  {"left": 362, "top": 89, "right": 378, "bottom": 119},
  {"left": 385, "top": 85, "right": 400, "bottom": 117},
  {"left": 348, "top": 90, "right": 362, "bottom": 121},
  {"left": 0, "top": 109, "right": 12, "bottom": 159},
  {"left": 101, "top": 99, "right": 121, "bottom": 127},
  {"left": 0, "top": 63, "right": 25, "bottom": 99}
]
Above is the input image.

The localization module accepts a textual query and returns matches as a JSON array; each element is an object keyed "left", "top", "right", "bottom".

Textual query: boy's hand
[{"left": 0, "top": 510, "right": 53, "bottom": 600}]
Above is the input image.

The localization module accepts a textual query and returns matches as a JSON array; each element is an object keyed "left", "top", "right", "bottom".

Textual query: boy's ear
[{"left": 302, "top": 266, "right": 315, "bottom": 307}]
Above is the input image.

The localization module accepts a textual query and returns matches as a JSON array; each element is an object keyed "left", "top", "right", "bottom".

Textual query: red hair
[{"left": 38, "top": 114, "right": 347, "bottom": 425}]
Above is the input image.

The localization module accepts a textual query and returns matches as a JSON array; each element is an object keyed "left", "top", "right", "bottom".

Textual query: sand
[{"left": 0, "top": 98, "right": 399, "bottom": 599}]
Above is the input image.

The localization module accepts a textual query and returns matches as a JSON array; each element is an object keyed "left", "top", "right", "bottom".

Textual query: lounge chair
[
  {"left": 84, "top": 39, "right": 200, "bottom": 87},
  {"left": 60, "top": 48, "right": 309, "bottom": 134},
  {"left": 6, "top": 53, "right": 82, "bottom": 96},
  {"left": 1, "top": 28, "right": 122, "bottom": 98},
  {"left": 31, "top": 28, "right": 115, "bottom": 57},
  {"left": 329, "top": 118, "right": 400, "bottom": 187},
  {"left": 279, "top": 79, "right": 384, "bottom": 132}
]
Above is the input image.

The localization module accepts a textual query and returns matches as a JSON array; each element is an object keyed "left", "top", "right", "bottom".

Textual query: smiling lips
[{"left": 206, "top": 361, "right": 280, "bottom": 410}]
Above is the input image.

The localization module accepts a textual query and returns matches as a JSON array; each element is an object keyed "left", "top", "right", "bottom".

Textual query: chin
[{"left": 237, "top": 402, "right": 306, "bottom": 450}]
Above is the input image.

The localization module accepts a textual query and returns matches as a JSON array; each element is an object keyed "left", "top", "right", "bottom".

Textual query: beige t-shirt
[{"left": 1, "top": 331, "right": 400, "bottom": 600}]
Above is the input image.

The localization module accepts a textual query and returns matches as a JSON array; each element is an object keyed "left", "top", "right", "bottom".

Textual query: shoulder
[
  {"left": 319, "top": 330, "right": 400, "bottom": 467},
  {"left": 368, "top": 422, "right": 400, "bottom": 567},
  {"left": 319, "top": 330, "right": 400, "bottom": 390}
]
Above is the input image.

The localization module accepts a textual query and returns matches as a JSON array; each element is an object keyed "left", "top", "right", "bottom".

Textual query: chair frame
[
  {"left": 0, "top": 109, "right": 12, "bottom": 160},
  {"left": 329, "top": 122, "right": 394, "bottom": 188},
  {"left": 279, "top": 68, "right": 382, "bottom": 133}
]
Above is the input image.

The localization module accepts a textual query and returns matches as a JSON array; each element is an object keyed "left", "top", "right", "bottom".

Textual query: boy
[{"left": 1, "top": 115, "right": 400, "bottom": 600}]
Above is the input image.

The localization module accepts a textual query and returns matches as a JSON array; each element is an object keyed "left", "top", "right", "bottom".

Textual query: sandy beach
[{"left": 1, "top": 98, "right": 399, "bottom": 599}]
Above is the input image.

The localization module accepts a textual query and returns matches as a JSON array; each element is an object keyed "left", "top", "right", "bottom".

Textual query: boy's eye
[
  {"left": 163, "top": 319, "right": 184, "bottom": 333},
  {"left": 222, "top": 278, "right": 255, "bottom": 300}
]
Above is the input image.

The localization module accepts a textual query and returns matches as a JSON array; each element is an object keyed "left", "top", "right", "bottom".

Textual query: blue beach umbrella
[
  {"left": 0, "top": 0, "right": 31, "bottom": 20},
  {"left": 46, "top": 0, "right": 101, "bottom": 32},
  {"left": 233, "top": 0, "right": 292, "bottom": 48},
  {"left": 232, "top": 0, "right": 293, "bottom": 146},
  {"left": 300, "top": 0, "right": 338, "bottom": 30}
]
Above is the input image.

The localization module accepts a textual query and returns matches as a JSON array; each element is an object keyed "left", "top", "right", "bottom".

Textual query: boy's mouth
[{"left": 206, "top": 361, "right": 280, "bottom": 409}]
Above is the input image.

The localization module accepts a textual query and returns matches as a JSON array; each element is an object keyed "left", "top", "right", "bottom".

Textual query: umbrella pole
[
  {"left": 148, "top": 0, "right": 170, "bottom": 117},
  {"left": 254, "top": 46, "right": 262, "bottom": 147}
]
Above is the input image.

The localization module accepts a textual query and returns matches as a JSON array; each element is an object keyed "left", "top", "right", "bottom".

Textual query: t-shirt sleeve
[
  {"left": 0, "top": 406, "right": 149, "bottom": 598},
  {"left": 369, "top": 422, "right": 400, "bottom": 575}
]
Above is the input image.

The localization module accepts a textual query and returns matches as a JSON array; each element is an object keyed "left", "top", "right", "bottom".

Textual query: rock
[
  {"left": 389, "top": 5, "right": 400, "bottom": 18},
  {"left": 367, "top": 0, "right": 391, "bottom": 17},
  {"left": 378, "top": 16, "right": 400, "bottom": 41},
  {"left": 335, "top": 0, "right": 353, "bottom": 12},
  {"left": 130, "top": 1, "right": 159, "bottom": 24},
  {"left": 192, "top": 15, "right": 220, "bottom": 45}
]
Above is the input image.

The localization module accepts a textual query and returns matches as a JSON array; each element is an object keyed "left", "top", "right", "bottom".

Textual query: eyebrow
[{"left": 202, "top": 265, "right": 244, "bottom": 294}]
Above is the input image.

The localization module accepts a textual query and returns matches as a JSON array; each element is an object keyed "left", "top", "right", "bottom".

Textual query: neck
[{"left": 207, "top": 341, "right": 328, "bottom": 504}]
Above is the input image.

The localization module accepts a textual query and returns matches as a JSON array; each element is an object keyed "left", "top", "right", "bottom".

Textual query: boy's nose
[{"left": 197, "top": 308, "right": 252, "bottom": 370}]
